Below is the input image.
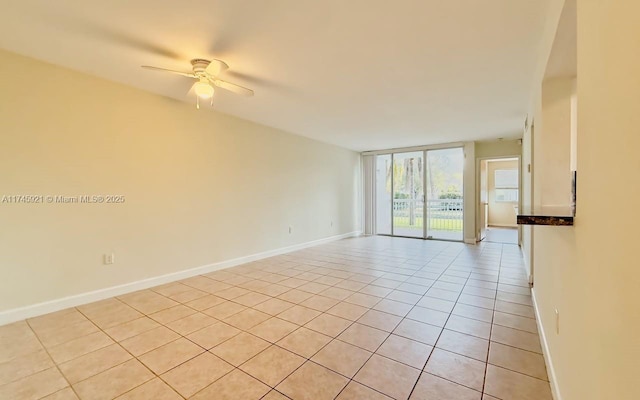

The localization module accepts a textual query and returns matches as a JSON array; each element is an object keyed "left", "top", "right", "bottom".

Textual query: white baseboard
[
  {"left": 0, "top": 231, "right": 361, "bottom": 326},
  {"left": 464, "top": 238, "right": 477, "bottom": 245},
  {"left": 531, "top": 288, "right": 563, "bottom": 400}
]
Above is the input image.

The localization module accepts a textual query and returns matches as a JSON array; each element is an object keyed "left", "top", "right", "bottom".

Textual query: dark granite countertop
[{"left": 517, "top": 206, "right": 574, "bottom": 226}]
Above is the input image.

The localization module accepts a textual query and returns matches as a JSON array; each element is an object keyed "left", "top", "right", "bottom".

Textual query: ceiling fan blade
[
  {"left": 212, "top": 79, "right": 254, "bottom": 97},
  {"left": 205, "top": 59, "right": 229, "bottom": 77},
  {"left": 141, "top": 65, "right": 196, "bottom": 78}
]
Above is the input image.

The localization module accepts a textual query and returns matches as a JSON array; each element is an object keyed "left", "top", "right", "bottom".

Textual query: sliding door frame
[{"left": 371, "top": 143, "right": 465, "bottom": 242}]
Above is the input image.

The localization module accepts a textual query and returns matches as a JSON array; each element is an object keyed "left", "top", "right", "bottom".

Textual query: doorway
[
  {"left": 375, "top": 147, "right": 464, "bottom": 241},
  {"left": 478, "top": 157, "right": 520, "bottom": 244}
]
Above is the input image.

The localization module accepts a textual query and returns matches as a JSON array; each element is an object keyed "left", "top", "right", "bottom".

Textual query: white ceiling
[{"left": 0, "top": 0, "right": 553, "bottom": 151}]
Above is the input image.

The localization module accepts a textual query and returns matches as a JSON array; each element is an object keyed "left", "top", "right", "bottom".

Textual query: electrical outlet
[
  {"left": 288, "top": 226, "right": 292, "bottom": 234},
  {"left": 331, "top": 221, "right": 333, "bottom": 227},
  {"left": 555, "top": 309, "right": 560, "bottom": 334},
  {"left": 104, "top": 253, "right": 115, "bottom": 265}
]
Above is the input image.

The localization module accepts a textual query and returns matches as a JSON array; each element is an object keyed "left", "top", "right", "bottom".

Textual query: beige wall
[
  {"left": 475, "top": 139, "right": 521, "bottom": 159},
  {"left": 486, "top": 160, "right": 518, "bottom": 227},
  {"left": 0, "top": 50, "right": 360, "bottom": 312},
  {"left": 526, "top": 2, "right": 640, "bottom": 400}
]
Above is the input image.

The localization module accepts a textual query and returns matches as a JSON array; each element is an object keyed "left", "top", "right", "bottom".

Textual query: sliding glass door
[
  {"left": 375, "top": 154, "right": 392, "bottom": 235},
  {"left": 425, "top": 148, "right": 464, "bottom": 241},
  {"left": 375, "top": 147, "right": 464, "bottom": 241},
  {"left": 392, "top": 152, "right": 424, "bottom": 238}
]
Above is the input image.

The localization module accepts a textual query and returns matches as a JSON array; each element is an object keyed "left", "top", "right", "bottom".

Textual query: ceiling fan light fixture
[{"left": 194, "top": 80, "right": 214, "bottom": 99}]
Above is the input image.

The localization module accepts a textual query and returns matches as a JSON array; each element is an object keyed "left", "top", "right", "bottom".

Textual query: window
[{"left": 495, "top": 169, "right": 518, "bottom": 202}]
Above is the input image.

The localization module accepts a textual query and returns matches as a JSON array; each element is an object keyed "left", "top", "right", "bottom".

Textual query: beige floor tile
[
  {"left": 298, "top": 282, "right": 332, "bottom": 294},
  {"left": 359, "top": 285, "right": 393, "bottom": 297},
  {"left": 407, "top": 306, "right": 450, "bottom": 327},
  {"left": 32, "top": 319, "right": 99, "bottom": 349},
  {"left": 240, "top": 345, "right": 305, "bottom": 386},
  {"left": 436, "top": 329, "right": 489, "bottom": 362},
  {"left": 262, "top": 390, "right": 291, "bottom": 400},
  {"left": 409, "top": 372, "right": 481, "bottom": 400},
  {"left": 28, "top": 309, "right": 87, "bottom": 333},
  {"left": 165, "top": 312, "right": 217, "bottom": 335},
  {"left": 49, "top": 331, "right": 114, "bottom": 364},
  {"left": 354, "top": 354, "right": 420, "bottom": 400},
  {"left": 149, "top": 304, "right": 196, "bottom": 325},
  {"left": 484, "top": 365, "right": 552, "bottom": 400},
  {"left": 203, "top": 301, "right": 247, "bottom": 319},
  {"left": 425, "top": 348, "right": 486, "bottom": 391},
  {"left": 212, "top": 286, "right": 252, "bottom": 300},
  {"left": 277, "top": 305, "right": 322, "bottom": 325},
  {"left": 277, "top": 361, "right": 349, "bottom": 400},
  {"left": 253, "top": 298, "right": 296, "bottom": 315},
  {"left": 105, "top": 317, "right": 160, "bottom": 342},
  {"left": 385, "top": 290, "right": 422, "bottom": 305},
  {"left": 280, "top": 277, "right": 307, "bottom": 289},
  {"left": 311, "top": 339, "right": 372, "bottom": 377},
  {"left": 356, "top": 309, "right": 402, "bottom": 332},
  {"left": 0, "top": 367, "right": 68, "bottom": 400},
  {"left": 116, "top": 378, "right": 181, "bottom": 399},
  {"left": 224, "top": 308, "right": 272, "bottom": 330},
  {"left": 234, "top": 292, "right": 272, "bottom": 307},
  {"left": 425, "top": 288, "right": 460, "bottom": 302},
  {"left": 249, "top": 317, "right": 298, "bottom": 343},
  {"left": 336, "top": 381, "right": 392, "bottom": 400},
  {"left": 118, "top": 290, "right": 178, "bottom": 314},
  {"left": 338, "top": 323, "right": 388, "bottom": 352},
  {"left": 73, "top": 359, "right": 154, "bottom": 400},
  {"left": 42, "top": 387, "right": 79, "bottom": 400},
  {"left": 491, "top": 325, "right": 542, "bottom": 353},
  {"left": 482, "top": 395, "right": 501, "bottom": 400},
  {"left": 277, "top": 289, "right": 314, "bottom": 303},
  {"left": 186, "top": 322, "right": 240, "bottom": 349},
  {"left": 152, "top": 282, "right": 192, "bottom": 297},
  {"left": 320, "top": 287, "right": 354, "bottom": 301},
  {"left": 457, "top": 294, "right": 496, "bottom": 310},
  {"left": 488, "top": 342, "right": 548, "bottom": 380},
  {"left": 493, "top": 311, "right": 538, "bottom": 334},
  {"left": 120, "top": 326, "right": 180, "bottom": 356},
  {"left": 0, "top": 321, "right": 42, "bottom": 362},
  {"left": 87, "top": 304, "right": 144, "bottom": 330},
  {"left": 59, "top": 343, "right": 132, "bottom": 383},
  {"left": 393, "top": 319, "right": 442, "bottom": 345},
  {"left": 211, "top": 332, "right": 270, "bottom": 366},
  {"left": 161, "top": 352, "right": 233, "bottom": 397},
  {"left": 452, "top": 303, "right": 494, "bottom": 323},
  {"left": 494, "top": 300, "right": 535, "bottom": 318},
  {"left": 376, "top": 334, "right": 433, "bottom": 369},
  {"left": 304, "top": 313, "right": 352, "bottom": 337},
  {"left": 138, "top": 338, "right": 204, "bottom": 374},
  {"left": 191, "top": 369, "right": 270, "bottom": 400},
  {"left": 0, "top": 349, "right": 54, "bottom": 385},
  {"left": 300, "top": 295, "right": 340, "bottom": 311},
  {"left": 372, "top": 299, "right": 413, "bottom": 317},
  {"left": 344, "top": 292, "right": 382, "bottom": 308},
  {"left": 327, "top": 302, "right": 369, "bottom": 321},
  {"left": 445, "top": 315, "right": 492, "bottom": 339},
  {"left": 184, "top": 294, "right": 226, "bottom": 311},
  {"left": 277, "top": 327, "right": 332, "bottom": 358},
  {"left": 256, "top": 284, "right": 292, "bottom": 297},
  {"left": 169, "top": 288, "right": 209, "bottom": 303},
  {"left": 496, "top": 291, "right": 532, "bottom": 306}
]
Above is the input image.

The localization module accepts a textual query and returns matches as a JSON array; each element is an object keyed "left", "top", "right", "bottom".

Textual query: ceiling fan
[{"left": 142, "top": 59, "right": 254, "bottom": 109}]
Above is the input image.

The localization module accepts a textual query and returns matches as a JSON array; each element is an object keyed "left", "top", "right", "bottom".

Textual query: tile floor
[{"left": 0, "top": 236, "right": 552, "bottom": 400}]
